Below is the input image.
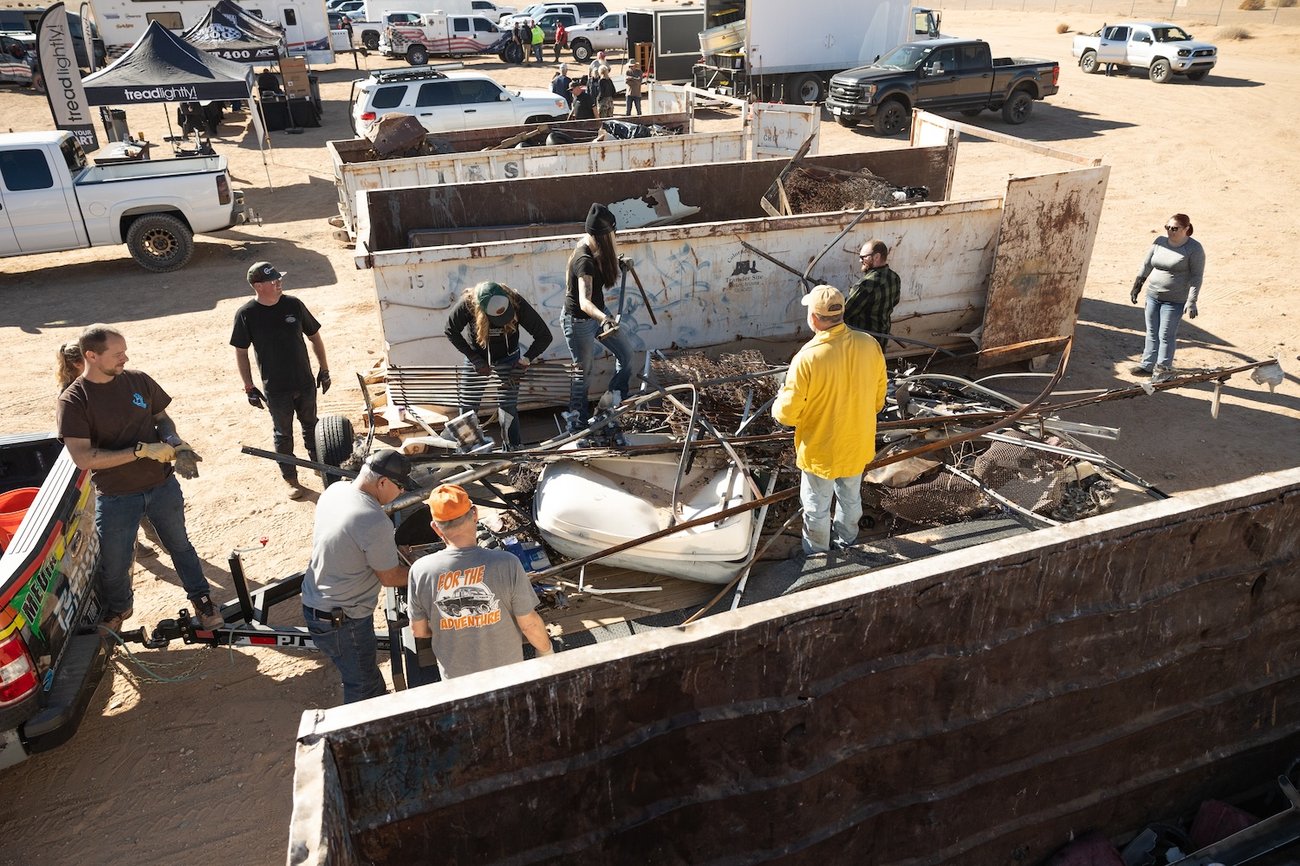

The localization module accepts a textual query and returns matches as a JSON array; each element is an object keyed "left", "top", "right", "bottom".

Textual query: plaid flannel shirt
[{"left": 845, "top": 266, "right": 901, "bottom": 340}]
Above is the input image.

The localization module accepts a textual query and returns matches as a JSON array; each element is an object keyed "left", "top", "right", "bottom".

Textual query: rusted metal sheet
[
  {"left": 750, "top": 102, "right": 820, "bottom": 158},
  {"left": 288, "top": 468, "right": 1300, "bottom": 866},
  {"left": 978, "top": 166, "right": 1110, "bottom": 368}
]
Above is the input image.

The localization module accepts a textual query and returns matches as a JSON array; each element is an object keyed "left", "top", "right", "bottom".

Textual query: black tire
[
  {"left": 835, "top": 115, "right": 859, "bottom": 128},
  {"left": 125, "top": 213, "right": 194, "bottom": 272},
  {"left": 787, "top": 73, "right": 824, "bottom": 105},
  {"left": 570, "top": 39, "right": 592, "bottom": 62},
  {"left": 362, "top": 31, "right": 379, "bottom": 50},
  {"left": 873, "top": 99, "right": 909, "bottom": 136},
  {"left": 1187, "top": 69, "right": 1208, "bottom": 81},
  {"left": 407, "top": 44, "right": 428, "bottom": 65},
  {"left": 1001, "top": 89, "right": 1033, "bottom": 124},
  {"left": 523, "top": 115, "right": 553, "bottom": 125},
  {"left": 1079, "top": 50, "right": 1099, "bottom": 74},
  {"left": 960, "top": 108, "right": 982, "bottom": 117},
  {"left": 1149, "top": 58, "right": 1171, "bottom": 84},
  {"left": 315, "top": 414, "right": 355, "bottom": 488},
  {"left": 503, "top": 42, "right": 524, "bottom": 64}
]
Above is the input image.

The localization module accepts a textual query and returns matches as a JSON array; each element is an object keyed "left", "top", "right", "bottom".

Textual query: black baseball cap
[
  {"left": 248, "top": 261, "right": 284, "bottom": 285},
  {"left": 366, "top": 449, "right": 417, "bottom": 490}
]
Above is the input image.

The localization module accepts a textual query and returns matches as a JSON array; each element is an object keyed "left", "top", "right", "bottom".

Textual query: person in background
[
  {"left": 1130, "top": 212, "right": 1205, "bottom": 382},
  {"left": 231, "top": 262, "right": 330, "bottom": 500},
  {"left": 56, "top": 325, "right": 222, "bottom": 633},
  {"left": 554, "top": 20, "right": 568, "bottom": 62},
  {"left": 512, "top": 22, "right": 525, "bottom": 63},
  {"left": 562, "top": 203, "right": 634, "bottom": 431},
  {"left": 772, "top": 286, "right": 888, "bottom": 556},
  {"left": 444, "top": 281, "right": 553, "bottom": 449},
  {"left": 624, "top": 61, "right": 643, "bottom": 116},
  {"left": 256, "top": 67, "right": 281, "bottom": 95},
  {"left": 568, "top": 79, "right": 595, "bottom": 119},
  {"left": 844, "top": 239, "right": 902, "bottom": 352},
  {"left": 408, "top": 484, "right": 554, "bottom": 680},
  {"left": 596, "top": 65, "right": 616, "bottom": 118},
  {"left": 551, "top": 63, "right": 572, "bottom": 106},
  {"left": 588, "top": 50, "right": 606, "bottom": 80},
  {"left": 530, "top": 19, "right": 545, "bottom": 64},
  {"left": 301, "top": 449, "right": 415, "bottom": 704}
]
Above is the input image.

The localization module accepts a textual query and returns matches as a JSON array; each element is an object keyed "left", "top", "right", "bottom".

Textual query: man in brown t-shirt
[{"left": 55, "top": 325, "right": 223, "bottom": 632}]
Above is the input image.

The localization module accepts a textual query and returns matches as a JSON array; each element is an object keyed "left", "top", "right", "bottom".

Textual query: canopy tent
[{"left": 181, "top": 0, "right": 284, "bottom": 64}]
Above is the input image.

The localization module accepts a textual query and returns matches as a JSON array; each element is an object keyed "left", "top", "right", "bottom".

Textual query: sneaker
[
  {"left": 1129, "top": 365, "right": 1152, "bottom": 376},
  {"left": 1151, "top": 365, "right": 1175, "bottom": 384},
  {"left": 193, "top": 595, "right": 224, "bottom": 631},
  {"left": 135, "top": 540, "right": 157, "bottom": 558},
  {"left": 101, "top": 607, "right": 133, "bottom": 633}
]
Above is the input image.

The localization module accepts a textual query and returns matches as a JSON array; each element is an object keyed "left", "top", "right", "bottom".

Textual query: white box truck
[
  {"left": 692, "top": 0, "right": 940, "bottom": 104},
  {"left": 88, "top": 0, "right": 334, "bottom": 63}
]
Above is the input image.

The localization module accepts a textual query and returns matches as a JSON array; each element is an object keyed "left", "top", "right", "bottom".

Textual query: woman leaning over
[{"left": 1130, "top": 212, "right": 1204, "bottom": 381}]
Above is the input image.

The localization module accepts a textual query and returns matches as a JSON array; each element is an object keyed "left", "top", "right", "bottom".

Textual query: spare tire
[{"left": 315, "top": 414, "right": 355, "bottom": 487}]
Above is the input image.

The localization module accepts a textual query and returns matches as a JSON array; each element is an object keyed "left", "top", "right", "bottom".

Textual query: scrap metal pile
[{"left": 781, "top": 165, "right": 928, "bottom": 213}]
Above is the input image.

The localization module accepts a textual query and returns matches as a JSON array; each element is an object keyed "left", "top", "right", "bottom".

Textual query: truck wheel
[
  {"left": 1079, "top": 50, "right": 1100, "bottom": 74},
  {"left": 873, "top": 99, "right": 909, "bottom": 136},
  {"left": 835, "top": 116, "right": 859, "bottom": 129},
  {"left": 362, "top": 31, "right": 380, "bottom": 51},
  {"left": 787, "top": 73, "right": 824, "bottom": 105},
  {"left": 1149, "top": 59, "right": 1172, "bottom": 83},
  {"left": 571, "top": 39, "right": 592, "bottom": 62},
  {"left": 1001, "top": 90, "right": 1033, "bottom": 124},
  {"left": 407, "top": 45, "right": 429, "bottom": 65},
  {"left": 315, "top": 414, "right": 355, "bottom": 488},
  {"left": 1187, "top": 69, "right": 1208, "bottom": 81},
  {"left": 126, "top": 213, "right": 194, "bottom": 272},
  {"left": 503, "top": 42, "right": 523, "bottom": 64}
]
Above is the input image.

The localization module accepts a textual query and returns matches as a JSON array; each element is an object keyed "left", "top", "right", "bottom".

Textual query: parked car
[
  {"left": 565, "top": 10, "right": 624, "bottom": 62},
  {"left": 327, "top": 10, "right": 352, "bottom": 31},
  {"left": 500, "top": 1, "right": 604, "bottom": 27},
  {"left": 379, "top": 12, "right": 502, "bottom": 64},
  {"left": 825, "top": 39, "right": 1060, "bottom": 135},
  {"left": 0, "top": 32, "right": 34, "bottom": 86},
  {"left": 350, "top": 66, "right": 568, "bottom": 135},
  {"left": 1072, "top": 21, "right": 1217, "bottom": 83},
  {"left": 0, "top": 9, "right": 104, "bottom": 70},
  {"left": 472, "top": 0, "right": 515, "bottom": 18}
]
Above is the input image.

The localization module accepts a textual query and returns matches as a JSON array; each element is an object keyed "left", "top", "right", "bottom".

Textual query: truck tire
[
  {"left": 362, "top": 31, "right": 380, "bottom": 50},
  {"left": 1079, "top": 50, "right": 1100, "bottom": 74},
  {"left": 315, "top": 414, "right": 355, "bottom": 488},
  {"left": 1187, "top": 69, "right": 1208, "bottom": 81},
  {"left": 1149, "top": 58, "right": 1172, "bottom": 83},
  {"left": 787, "top": 73, "right": 824, "bottom": 105},
  {"left": 570, "top": 38, "right": 592, "bottom": 62},
  {"left": 835, "top": 116, "right": 859, "bottom": 129},
  {"left": 1001, "top": 89, "right": 1034, "bottom": 124},
  {"left": 873, "top": 99, "right": 909, "bottom": 136},
  {"left": 502, "top": 42, "right": 523, "bottom": 64},
  {"left": 125, "top": 213, "right": 194, "bottom": 272},
  {"left": 407, "top": 44, "right": 429, "bottom": 65}
]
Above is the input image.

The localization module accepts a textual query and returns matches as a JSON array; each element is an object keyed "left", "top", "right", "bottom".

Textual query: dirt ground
[{"left": 1, "top": 6, "right": 1298, "bottom": 863}]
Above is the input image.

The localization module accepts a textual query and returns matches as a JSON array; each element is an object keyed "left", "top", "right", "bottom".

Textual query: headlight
[
  {"left": 865, "top": 84, "right": 877, "bottom": 100},
  {"left": 1178, "top": 48, "right": 1191, "bottom": 57}
]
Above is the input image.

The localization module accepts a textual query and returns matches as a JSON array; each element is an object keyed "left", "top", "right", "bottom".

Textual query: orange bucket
[{"left": 0, "top": 487, "right": 39, "bottom": 549}]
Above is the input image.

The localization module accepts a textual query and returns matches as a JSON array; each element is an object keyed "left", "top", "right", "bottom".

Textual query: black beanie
[{"left": 585, "top": 203, "right": 616, "bottom": 236}]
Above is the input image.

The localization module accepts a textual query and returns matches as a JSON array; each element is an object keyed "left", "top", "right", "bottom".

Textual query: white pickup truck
[
  {"left": 1072, "top": 21, "right": 1217, "bottom": 83},
  {"left": 0, "top": 131, "right": 255, "bottom": 272}
]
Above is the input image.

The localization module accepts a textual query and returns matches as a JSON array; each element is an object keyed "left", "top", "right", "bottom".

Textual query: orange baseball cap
[{"left": 428, "top": 484, "right": 472, "bottom": 522}]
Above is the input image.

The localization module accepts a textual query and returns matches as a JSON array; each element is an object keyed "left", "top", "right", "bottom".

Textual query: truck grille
[
  {"left": 1192, "top": 48, "right": 1215, "bottom": 58},
  {"left": 830, "top": 83, "right": 863, "bottom": 101}
]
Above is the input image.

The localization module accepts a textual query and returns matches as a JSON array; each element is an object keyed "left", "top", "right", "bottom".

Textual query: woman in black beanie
[{"left": 562, "top": 202, "right": 633, "bottom": 431}]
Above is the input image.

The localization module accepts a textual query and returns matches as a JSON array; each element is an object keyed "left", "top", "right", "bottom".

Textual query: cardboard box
[{"left": 280, "top": 57, "right": 310, "bottom": 98}]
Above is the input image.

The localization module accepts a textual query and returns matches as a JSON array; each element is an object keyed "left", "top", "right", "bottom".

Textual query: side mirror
[{"left": 499, "top": 91, "right": 511, "bottom": 101}]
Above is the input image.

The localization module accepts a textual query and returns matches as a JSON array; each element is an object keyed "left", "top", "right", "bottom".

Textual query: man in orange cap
[{"left": 408, "top": 484, "right": 554, "bottom": 679}]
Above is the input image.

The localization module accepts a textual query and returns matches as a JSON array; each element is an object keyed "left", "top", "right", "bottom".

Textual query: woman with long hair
[
  {"left": 444, "top": 281, "right": 553, "bottom": 448},
  {"left": 562, "top": 203, "right": 634, "bottom": 432},
  {"left": 1129, "top": 212, "right": 1205, "bottom": 382}
]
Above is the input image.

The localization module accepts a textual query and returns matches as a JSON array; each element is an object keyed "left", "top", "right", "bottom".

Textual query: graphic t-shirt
[
  {"left": 408, "top": 545, "right": 538, "bottom": 679},
  {"left": 229, "top": 295, "right": 321, "bottom": 394},
  {"left": 56, "top": 370, "right": 173, "bottom": 495}
]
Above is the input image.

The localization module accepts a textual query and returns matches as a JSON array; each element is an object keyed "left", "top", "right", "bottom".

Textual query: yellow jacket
[{"left": 772, "top": 323, "right": 888, "bottom": 479}]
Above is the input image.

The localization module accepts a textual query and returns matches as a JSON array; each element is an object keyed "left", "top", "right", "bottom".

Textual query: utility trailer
[{"left": 625, "top": 6, "right": 705, "bottom": 83}]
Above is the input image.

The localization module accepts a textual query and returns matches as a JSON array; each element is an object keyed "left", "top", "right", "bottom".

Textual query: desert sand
[{"left": 0, "top": 5, "right": 1297, "bottom": 863}]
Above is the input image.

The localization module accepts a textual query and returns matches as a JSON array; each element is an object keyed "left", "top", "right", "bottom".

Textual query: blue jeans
[
  {"left": 1142, "top": 295, "right": 1185, "bottom": 369},
  {"left": 266, "top": 389, "right": 318, "bottom": 480},
  {"left": 304, "top": 606, "right": 386, "bottom": 704},
  {"left": 95, "top": 475, "right": 212, "bottom": 614},
  {"left": 458, "top": 354, "right": 522, "bottom": 448},
  {"left": 800, "top": 470, "right": 863, "bottom": 554},
  {"left": 532, "top": 43, "right": 543, "bottom": 62},
  {"left": 562, "top": 314, "right": 633, "bottom": 415},
  {"left": 625, "top": 95, "right": 642, "bottom": 115}
]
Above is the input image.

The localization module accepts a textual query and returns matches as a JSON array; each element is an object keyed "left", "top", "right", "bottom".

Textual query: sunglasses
[{"left": 1164, "top": 225, "right": 1185, "bottom": 231}]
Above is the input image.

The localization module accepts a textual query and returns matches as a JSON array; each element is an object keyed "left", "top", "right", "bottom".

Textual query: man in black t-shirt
[
  {"left": 568, "top": 80, "right": 595, "bottom": 120},
  {"left": 231, "top": 262, "right": 330, "bottom": 499}
]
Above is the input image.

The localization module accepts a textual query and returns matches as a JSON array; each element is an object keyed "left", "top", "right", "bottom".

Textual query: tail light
[
  {"left": 1052, "top": 65, "right": 1060, "bottom": 87},
  {"left": 0, "top": 633, "right": 38, "bottom": 706},
  {"left": 216, "top": 174, "right": 231, "bottom": 205},
  {"left": 361, "top": 111, "right": 377, "bottom": 122}
]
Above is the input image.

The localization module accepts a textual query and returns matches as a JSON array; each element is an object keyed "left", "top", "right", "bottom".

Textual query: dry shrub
[
  {"left": 1218, "top": 25, "right": 1253, "bottom": 38},
  {"left": 1278, "top": 0, "right": 1297, "bottom": 8},
  {"left": 1238, "top": 0, "right": 1264, "bottom": 9},
  {"left": 1055, "top": 22, "right": 1070, "bottom": 33}
]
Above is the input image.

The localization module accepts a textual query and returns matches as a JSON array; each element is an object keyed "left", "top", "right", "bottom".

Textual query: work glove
[
  {"left": 415, "top": 636, "right": 435, "bottom": 669},
  {"left": 173, "top": 442, "right": 203, "bottom": 480},
  {"left": 472, "top": 358, "right": 491, "bottom": 377},
  {"left": 617, "top": 254, "right": 633, "bottom": 272},
  {"left": 316, "top": 369, "right": 331, "bottom": 394},
  {"left": 246, "top": 386, "right": 266, "bottom": 410},
  {"left": 134, "top": 441, "right": 176, "bottom": 463},
  {"left": 1184, "top": 301, "right": 1198, "bottom": 320},
  {"left": 1130, "top": 278, "right": 1143, "bottom": 305},
  {"left": 597, "top": 314, "right": 620, "bottom": 341},
  {"left": 514, "top": 355, "right": 532, "bottom": 370}
]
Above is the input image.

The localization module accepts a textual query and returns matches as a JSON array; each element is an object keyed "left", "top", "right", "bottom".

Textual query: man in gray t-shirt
[
  {"left": 302, "top": 450, "right": 415, "bottom": 703},
  {"left": 409, "top": 484, "right": 554, "bottom": 679}
]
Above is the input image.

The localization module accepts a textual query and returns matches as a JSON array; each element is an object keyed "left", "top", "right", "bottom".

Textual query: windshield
[
  {"left": 1151, "top": 26, "right": 1192, "bottom": 42},
  {"left": 875, "top": 43, "right": 933, "bottom": 69}
]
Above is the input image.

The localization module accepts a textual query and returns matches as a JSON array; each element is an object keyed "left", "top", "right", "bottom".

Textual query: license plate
[{"left": 830, "top": 106, "right": 841, "bottom": 115}]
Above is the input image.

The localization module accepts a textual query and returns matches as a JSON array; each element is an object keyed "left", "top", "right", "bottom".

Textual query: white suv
[{"left": 350, "top": 66, "right": 568, "bottom": 136}]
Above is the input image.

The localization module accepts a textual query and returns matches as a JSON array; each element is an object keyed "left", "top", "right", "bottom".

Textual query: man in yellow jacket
[{"left": 772, "top": 285, "right": 888, "bottom": 554}]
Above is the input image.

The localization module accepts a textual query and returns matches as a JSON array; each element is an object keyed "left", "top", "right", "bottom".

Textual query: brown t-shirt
[{"left": 56, "top": 370, "right": 173, "bottom": 495}]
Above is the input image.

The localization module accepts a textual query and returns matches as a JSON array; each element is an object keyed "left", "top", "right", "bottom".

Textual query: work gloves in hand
[
  {"left": 317, "top": 369, "right": 331, "bottom": 394},
  {"left": 597, "top": 315, "right": 621, "bottom": 341},
  {"left": 134, "top": 441, "right": 176, "bottom": 463},
  {"left": 173, "top": 442, "right": 203, "bottom": 479},
  {"left": 246, "top": 387, "right": 267, "bottom": 410},
  {"left": 1130, "top": 278, "right": 1143, "bottom": 304},
  {"left": 473, "top": 359, "right": 491, "bottom": 377},
  {"left": 1184, "top": 301, "right": 1198, "bottom": 319},
  {"left": 415, "top": 636, "right": 435, "bottom": 669}
]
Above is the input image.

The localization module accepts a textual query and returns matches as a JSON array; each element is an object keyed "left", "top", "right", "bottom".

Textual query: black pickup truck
[{"left": 825, "top": 39, "right": 1060, "bottom": 135}]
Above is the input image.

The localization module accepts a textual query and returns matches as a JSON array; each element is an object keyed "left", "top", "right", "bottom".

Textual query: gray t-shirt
[
  {"left": 302, "top": 482, "right": 400, "bottom": 618},
  {"left": 1137, "top": 236, "right": 1205, "bottom": 304},
  {"left": 408, "top": 545, "right": 538, "bottom": 679}
]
